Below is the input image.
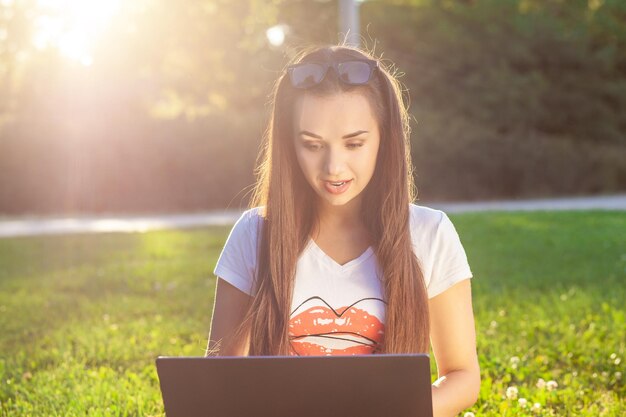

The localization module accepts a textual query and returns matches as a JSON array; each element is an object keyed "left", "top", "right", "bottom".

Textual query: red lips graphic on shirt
[{"left": 288, "top": 297, "right": 386, "bottom": 356}]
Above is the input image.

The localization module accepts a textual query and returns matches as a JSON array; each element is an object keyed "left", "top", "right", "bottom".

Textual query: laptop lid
[{"left": 156, "top": 354, "right": 433, "bottom": 417}]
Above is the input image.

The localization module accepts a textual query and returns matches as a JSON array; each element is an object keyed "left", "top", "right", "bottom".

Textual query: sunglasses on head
[{"left": 286, "top": 59, "right": 380, "bottom": 89}]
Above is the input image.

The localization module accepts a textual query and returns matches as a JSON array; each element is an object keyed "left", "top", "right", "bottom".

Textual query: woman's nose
[{"left": 324, "top": 146, "right": 346, "bottom": 176}]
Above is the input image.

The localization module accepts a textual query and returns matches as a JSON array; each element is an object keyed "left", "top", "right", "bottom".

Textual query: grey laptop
[{"left": 155, "top": 354, "right": 434, "bottom": 417}]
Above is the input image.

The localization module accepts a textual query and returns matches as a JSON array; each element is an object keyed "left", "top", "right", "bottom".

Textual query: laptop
[{"left": 155, "top": 354, "right": 433, "bottom": 417}]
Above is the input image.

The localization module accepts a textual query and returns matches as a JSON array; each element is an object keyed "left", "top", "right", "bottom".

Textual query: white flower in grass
[
  {"left": 615, "top": 372, "right": 622, "bottom": 380},
  {"left": 546, "top": 380, "right": 558, "bottom": 391},
  {"left": 536, "top": 378, "right": 546, "bottom": 389},
  {"left": 510, "top": 356, "right": 520, "bottom": 369},
  {"left": 615, "top": 358, "right": 621, "bottom": 365},
  {"left": 464, "top": 412, "right": 475, "bottom": 417},
  {"left": 531, "top": 402, "right": 541, "bottom": 413},
  {"left": 506, "top": 386, "right": 518, "bottom": 400},
  {"left": 610, "top": 353, "right": 616, "bottom": 360},
  {"left": 518, "top": 398, "right": 528, "bottom": 408}
]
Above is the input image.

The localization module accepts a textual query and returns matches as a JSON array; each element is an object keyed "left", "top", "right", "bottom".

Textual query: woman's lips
[
  {"left": 289, "top": 304, "right": 384, "bottom": 355},
  {"left": 323, "top": 179, "right": 352, "bottom": 195}
]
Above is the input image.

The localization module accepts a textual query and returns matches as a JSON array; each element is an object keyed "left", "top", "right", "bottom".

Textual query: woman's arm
[
  {"left": 205, "top": 277, "right": 252, "bottom": 356},
  {"left": 428, "top": 278, "right": 481, "bottom": 417}
]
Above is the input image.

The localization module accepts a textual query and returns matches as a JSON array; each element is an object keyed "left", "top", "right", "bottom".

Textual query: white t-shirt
[{"left": 213, "top": 204, "right": 473, "bottom": 356}]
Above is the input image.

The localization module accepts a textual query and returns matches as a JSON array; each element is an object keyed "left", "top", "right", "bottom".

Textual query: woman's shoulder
[
  {"left": 408, "top": 202, "right": 446, "bottom": 230},
  {"left": 407, "top": 202, "right": 464, "bottom": 249},
  {"left": 408, "top": 203, "right": 472, "bottom": 297},
  {"left": 240, "top": 205, "right": 262, "bottom": 217},
  {"left": 243, "top": 206, "right": 265, "bottom": 222},
  {"left": 235, "top": 206, "right": 265, "bottom": 236}
]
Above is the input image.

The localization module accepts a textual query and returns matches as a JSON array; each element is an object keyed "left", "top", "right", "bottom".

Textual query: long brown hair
[{"left": 220, "top": 44, "right": 429, "bottom": 355}]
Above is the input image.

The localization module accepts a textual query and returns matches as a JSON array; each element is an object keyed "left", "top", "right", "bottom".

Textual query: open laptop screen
[{"left": 156, "top": 354, "right": 433, "bottom": 417}]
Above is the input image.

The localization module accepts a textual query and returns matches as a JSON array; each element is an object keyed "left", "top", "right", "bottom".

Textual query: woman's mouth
[{"left": 323, "top": 179, "right": 352, "bottom": 195}]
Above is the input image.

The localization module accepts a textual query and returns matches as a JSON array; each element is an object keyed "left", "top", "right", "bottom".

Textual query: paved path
[
  {"left": 0, "top": 194, "right": 624, "bottom": 238},
  {"left": 433, "top": 193, "right": 626, "bottom": 213}
]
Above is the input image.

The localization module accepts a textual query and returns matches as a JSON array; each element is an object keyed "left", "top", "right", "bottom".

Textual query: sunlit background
[
  {"left": 32, "top": 0, "right": 121, "bottom": 66},
  {"left": 0, "top": 3, "right": 624, "bottom": 416},
  {"left": 0, "top": 0, "right": 625, "bottom": 215}
]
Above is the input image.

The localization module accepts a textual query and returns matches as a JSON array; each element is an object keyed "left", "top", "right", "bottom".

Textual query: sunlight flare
[{"left": 32, "top": 0, "right": 121, "bottom": 66}]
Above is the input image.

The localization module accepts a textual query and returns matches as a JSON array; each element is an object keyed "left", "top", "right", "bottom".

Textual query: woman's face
[{"left": 293, "top": 92, "right": 380, "bottom": 211}]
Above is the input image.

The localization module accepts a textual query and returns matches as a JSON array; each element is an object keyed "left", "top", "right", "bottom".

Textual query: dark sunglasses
[{"left": 286, "top": 59, "right": 379, "bottom": 89}]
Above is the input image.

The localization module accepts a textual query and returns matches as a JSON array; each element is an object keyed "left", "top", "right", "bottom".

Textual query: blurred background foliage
[{"left": 0, "top": 0, "right": 625, "bottom": 215}]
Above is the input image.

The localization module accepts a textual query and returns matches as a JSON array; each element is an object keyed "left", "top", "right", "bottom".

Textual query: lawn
[{"left": 0, "top": 210, "right": 624, "bottom": 416}]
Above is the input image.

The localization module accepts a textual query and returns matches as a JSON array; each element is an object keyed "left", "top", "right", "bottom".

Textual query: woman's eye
[
  {"left": 303, "top": 143, "right": 362, "bottom": 151},
  {"left": 304, "top": 143, "right": 321, "bottom": 151}
]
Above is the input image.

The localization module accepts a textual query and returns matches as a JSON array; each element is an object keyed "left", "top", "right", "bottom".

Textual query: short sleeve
[
  {"left": 427, "top": 212, "right": 473, "bottom": 299},
  {"left": 213, "top": 209, "right": 261, "bottom": 296}
]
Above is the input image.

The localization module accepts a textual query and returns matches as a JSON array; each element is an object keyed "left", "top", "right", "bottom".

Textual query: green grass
[{"left": 0, "top": 211, "right": 624, "bottom": 416}]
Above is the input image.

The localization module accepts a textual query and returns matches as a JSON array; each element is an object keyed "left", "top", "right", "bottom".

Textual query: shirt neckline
[{"left": 307, "top": 238, "right": 374, "bottom": 273}]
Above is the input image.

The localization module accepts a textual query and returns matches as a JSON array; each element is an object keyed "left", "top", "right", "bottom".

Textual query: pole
[{"left": 338, "top": 0, "right": 360, "bottom": 47}]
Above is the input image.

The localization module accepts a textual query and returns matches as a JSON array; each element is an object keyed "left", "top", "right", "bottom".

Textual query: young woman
[{"left": 206, "top": 44, "right": 480, "bottom": 417}]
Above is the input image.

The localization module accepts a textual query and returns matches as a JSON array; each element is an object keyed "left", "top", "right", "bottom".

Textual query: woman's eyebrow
[{"left": 299, "top": 130, "right": 368, "bottom": 139}]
